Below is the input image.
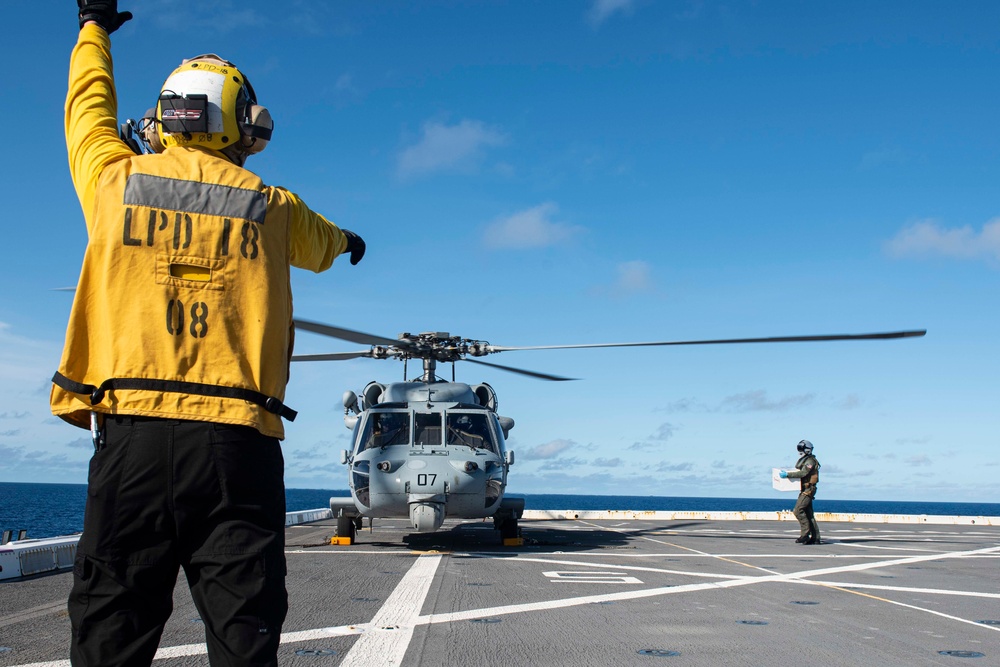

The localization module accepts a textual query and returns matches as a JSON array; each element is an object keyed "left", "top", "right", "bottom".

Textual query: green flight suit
[{"left": 787, "top": 453, "right": 821, "bottom": 543}]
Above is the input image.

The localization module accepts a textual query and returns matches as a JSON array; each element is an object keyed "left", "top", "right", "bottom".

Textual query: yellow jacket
[{"left": 51, "top": 25, "right": 348, "bottom": 438}]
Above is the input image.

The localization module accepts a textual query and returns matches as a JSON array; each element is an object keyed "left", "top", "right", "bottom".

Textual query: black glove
[
  {"left": 78, "top": 0, "right": 133, "bottom": 33},
  {"left": 342, "top": 229, "right": 366, "bottom": 266}
]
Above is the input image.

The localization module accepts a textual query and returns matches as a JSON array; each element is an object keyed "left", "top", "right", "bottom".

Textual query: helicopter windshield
[
  {"left": 359, "top": 411, "right": 410, "bottom": 450},
  {"left": 446, "top": 412, "right": 498, "bottom": 453},
  {"left": 414, "top": 413, "right": 442, "bottom": 446}
]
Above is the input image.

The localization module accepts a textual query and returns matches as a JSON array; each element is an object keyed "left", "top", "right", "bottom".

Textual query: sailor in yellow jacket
[{"left": 56, "top": 3, "right": 365, "bottom": 665}]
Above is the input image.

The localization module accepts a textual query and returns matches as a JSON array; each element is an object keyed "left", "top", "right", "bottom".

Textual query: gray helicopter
[{"left": 292, "top": 320, "right": 925, "bottom": 543}]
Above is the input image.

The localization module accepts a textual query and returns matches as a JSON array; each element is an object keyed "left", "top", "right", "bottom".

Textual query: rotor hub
[{"left": 386, "top": 332, "right": 491, "bottom": 364}]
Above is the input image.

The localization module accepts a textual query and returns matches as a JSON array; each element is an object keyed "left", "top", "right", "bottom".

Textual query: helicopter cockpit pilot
[
  {"left": 363, "top": 412, "right": 409, "bottom": 450},
  {"left": 447, "top": 413, "right": 497, "bottom": 452}
]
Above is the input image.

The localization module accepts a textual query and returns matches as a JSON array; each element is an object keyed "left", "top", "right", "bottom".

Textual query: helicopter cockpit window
[
  {"left": 414, "top": 413, "right": 443, "bottom": 446},
  {"left": 360, "top": 412, "right": 410, "bottom": 450},
  {"left": 446, "top": 413, "right": 498, "bottom": 453}
]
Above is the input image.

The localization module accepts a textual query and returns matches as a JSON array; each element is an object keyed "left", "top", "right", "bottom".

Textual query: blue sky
[{"left": 2, "top": 0, "right": 998, "bottom": 504}]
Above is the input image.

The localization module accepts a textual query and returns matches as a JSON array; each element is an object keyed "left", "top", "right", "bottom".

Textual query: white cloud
[
  {"left": 652, "top": 422, "right": 676, "bottom": 441},
  {"left": 148, "top": 0, "right": 267, "bottom": 33},
  {"left": 147, "top": 0, "right": 336, "bottom": 35},
  {"left": 659, "top": 398, "right": 704, "bottom": 413},
  {"left": 587, "top": 0, "right": 636, "bottom": 27},
  {"left": 538, "top": 456, "right": 588, "bottom": 471},
  {"left": 0, "top": 322, "right": 62, "bottom": 387},
  {"left": 482, "top": 202, "right": 584, "bottom": 250},
  {"left": 589, "top": 259, "right": 657, "bottom": 299},
  {"left": 885, "top": 218, "right": 1000, "bottom": 262},
  {"left": 905, "top": 454, "right": 932, "bottom": 467},
  {"left": 593, "top": 457, "right": 624, "bottom": 467},
  {"left": 654, "top": 461, "right": 694, "bottom": 472},
  {"left": 522, "top": 438, "right": 575, "bottom": 460},
  {"left": 397, "top": 119, "right": 506, "bottom": 178},
  {"left": 612, "top": 260, "right": 653, "bottom": 293},
  {"left": 629, "top": 423, "right": 678, "bottom": 451},
  {"left": 0, "top": 322, "right": 94, "bottom": 483},
  {"left": 720, "top": 390, "right": 815, "bottom": 412},
  {"left": 838, "top": 394, "right": 861, "bottom": 410}
]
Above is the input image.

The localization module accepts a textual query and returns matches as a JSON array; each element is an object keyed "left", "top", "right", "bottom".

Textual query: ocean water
[{"left": 2, "top": 482, "right": 999, "bottom": 540}]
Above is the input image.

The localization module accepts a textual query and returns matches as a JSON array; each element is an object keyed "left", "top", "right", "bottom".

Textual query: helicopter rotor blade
[
  {"left": 462, "top": 357, "right": 577, "bottom": 381},
  {"left": 484, "top": 329, "right": 927, "bottom": 353},
  {"left": 294, "top": 319, "right": 405, "bottom": 348},
  {"left": 291, "top": 350, "right": 374, "bottom": 362}
]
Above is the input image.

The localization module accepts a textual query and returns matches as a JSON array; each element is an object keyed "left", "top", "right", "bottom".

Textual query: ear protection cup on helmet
[
  {"left": 140, "top": 107, "right": 165, "bottom": 153},
  {"left": 239, "top": 104, "right": 272, "bottom": 154}
]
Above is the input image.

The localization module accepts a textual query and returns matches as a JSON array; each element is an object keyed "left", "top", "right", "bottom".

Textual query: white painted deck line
[
  {"left": 337, "top": 553, "right": 442, "bottom": 667},
  {"left": 520, "top": 509, "right": 1000, "bottom": 525}
]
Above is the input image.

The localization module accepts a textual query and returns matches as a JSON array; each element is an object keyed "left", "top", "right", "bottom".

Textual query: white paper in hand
[{"left": 772, "top": 468, "right": 798, "bottom": 492}]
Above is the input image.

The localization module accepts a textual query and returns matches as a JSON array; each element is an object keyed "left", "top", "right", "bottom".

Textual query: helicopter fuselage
[{"left": 333, "top": 380, "right": 520, "bottom": 534}]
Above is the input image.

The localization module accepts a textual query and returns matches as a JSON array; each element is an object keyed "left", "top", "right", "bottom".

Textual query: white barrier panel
[
  {"left": 2, "top": 508, "right": 335, "bottom": 581},
  {"left": 0, "top": 535, "right": 81, "bottom": 581},
  {"left": 284, "top": 508, "right": 333, "bottom": 527},
  {"left": 520, "top": 509, "right": 1000, "bottom": 526}
]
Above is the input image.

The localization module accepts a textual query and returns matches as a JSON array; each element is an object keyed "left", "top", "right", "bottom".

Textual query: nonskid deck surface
[{"left": 1, "top": 518, "right": 998, "bottom": 666}]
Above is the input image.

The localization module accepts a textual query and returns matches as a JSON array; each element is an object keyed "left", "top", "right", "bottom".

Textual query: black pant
[{"left": 69, "top": 416, "right": 288, "bottom": 667}]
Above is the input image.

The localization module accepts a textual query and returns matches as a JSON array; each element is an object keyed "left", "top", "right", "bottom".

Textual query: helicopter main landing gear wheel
[
  {"left": 335, "top": 514, "right": 357, "bottom": 544},
  {"left": 498, "top": 518, "right": 521, "bottom": 545}
]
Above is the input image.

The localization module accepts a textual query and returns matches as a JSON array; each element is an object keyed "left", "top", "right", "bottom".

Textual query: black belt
[{"left": 52, "top": 372, "right": 297, "bottom": 421}]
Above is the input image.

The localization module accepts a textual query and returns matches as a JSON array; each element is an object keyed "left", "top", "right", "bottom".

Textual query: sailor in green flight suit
[{"left": 780, "top": 440, "right": 821, "bottom": 544}]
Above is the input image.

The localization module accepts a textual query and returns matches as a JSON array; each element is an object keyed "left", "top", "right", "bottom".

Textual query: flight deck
[{"left": 1, "top": 514, "right": 998, "bottom": 666}]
